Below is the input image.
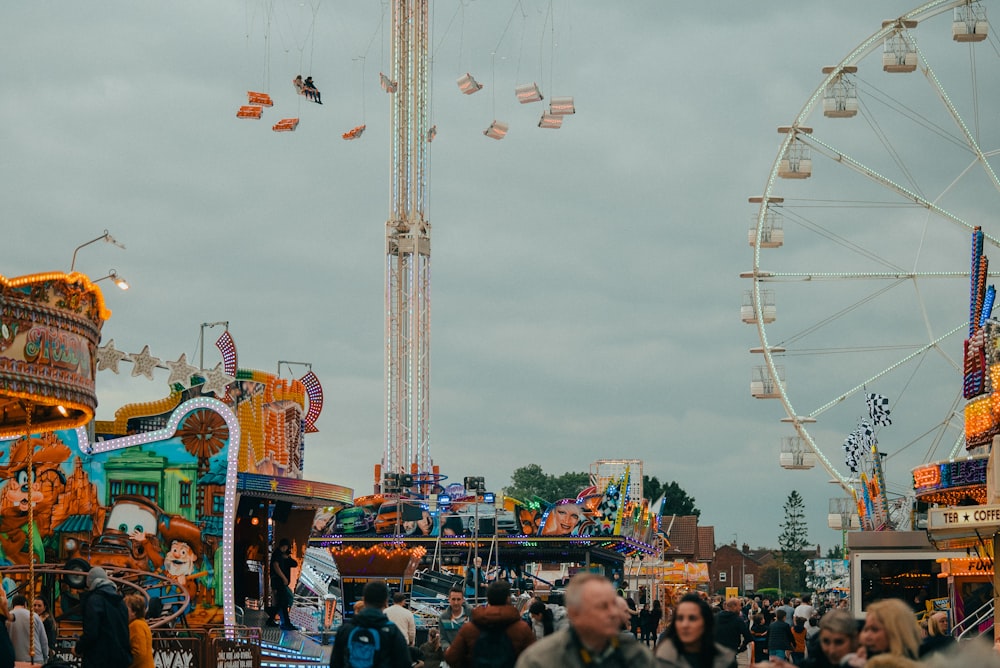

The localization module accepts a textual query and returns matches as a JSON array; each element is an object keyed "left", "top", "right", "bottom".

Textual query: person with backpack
[
  {"left": 444, "top": 580, "right": 534, "bottom": 668},
  {"left": 331, "top": 580, "right": 411, "bottom": 668}
]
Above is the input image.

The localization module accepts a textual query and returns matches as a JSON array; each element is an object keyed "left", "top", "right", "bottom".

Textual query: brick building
[{"left": 709, "top": 543, "right": 765, "bottom": 594}]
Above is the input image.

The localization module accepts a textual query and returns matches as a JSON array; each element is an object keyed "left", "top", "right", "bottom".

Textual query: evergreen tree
[{"left": 778, "top": 490, "right": 810, "bottom": 591}]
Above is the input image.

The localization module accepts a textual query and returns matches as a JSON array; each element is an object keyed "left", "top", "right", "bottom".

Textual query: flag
[{"left": 866, "top": 393, "right": 892, "bottom": 426}]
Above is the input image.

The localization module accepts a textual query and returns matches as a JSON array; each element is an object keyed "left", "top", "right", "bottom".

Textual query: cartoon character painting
[{"left": 0, "top": 436, "right": 70, "bottom": 565}]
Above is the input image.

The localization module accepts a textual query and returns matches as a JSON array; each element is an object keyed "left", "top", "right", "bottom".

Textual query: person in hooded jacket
[
  {"left": 444, "top": 580, "right": 534, "bottom": 668},
  {"left": 74, "top": 566, "right": 132, "bottom": 668},
  {"left": 331, "top": 579, "right": 410, "bottom": 668},
  {"left": 713, "top": 598, "right": 752, "bottom": 658}
]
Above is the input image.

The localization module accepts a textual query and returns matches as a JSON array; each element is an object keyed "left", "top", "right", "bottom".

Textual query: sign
[
  {"left": 744, "top": 574, "right": 755, "bottom": 591},
  {"left": 726, "top": 587, "right": 739, "bottom": 599},
  {"left": 927, "top": 503, "right": 1000, "bottom": 543}
]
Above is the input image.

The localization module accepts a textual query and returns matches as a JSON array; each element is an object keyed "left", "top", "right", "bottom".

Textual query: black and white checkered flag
[
  {"left": 843, "top": 431, "right": 861, "bottom": 473},
  {"left": 866, "top": 393, "right": 892, "bottom": 426}
]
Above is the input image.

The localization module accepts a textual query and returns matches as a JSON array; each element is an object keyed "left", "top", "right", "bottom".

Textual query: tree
[
  {"left": 659, "top": 480, "right": 700, "bottom": 518},
  {"left": 550, "top": 471, "right": 590, "bottom": 501},
  {"left": 826, "top": 544, "right": 843, "bottom": 559},
  {"left": 506, "top": 464, "right": 551, "bottom": 502},
  {"left": 643, "top": 475, "right": 664, "bottom": 503},
  {"left": 506, "top": 465, "right": 589, "bottom": 503},
  {"left": 778, "top": 490, "right": 810, "bottom": 591}
]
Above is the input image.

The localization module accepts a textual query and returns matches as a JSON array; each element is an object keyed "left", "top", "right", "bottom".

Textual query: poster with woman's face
[{"left": 540, "top": 501, "right": 584, "bottom": 536}]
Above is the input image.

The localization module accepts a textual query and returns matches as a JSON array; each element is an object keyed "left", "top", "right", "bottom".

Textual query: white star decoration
[
  {"left": 164, "top": 353, "right": 200, "bottom": 389},
  {"left": 127, "top": 345, "right": 161, "bottom": 380},
  {"left": 96, "top": 339, "right": 129, "bottom": 374},
  {"left": 200, "top": 363, "right": 235, "bottom": 397}
]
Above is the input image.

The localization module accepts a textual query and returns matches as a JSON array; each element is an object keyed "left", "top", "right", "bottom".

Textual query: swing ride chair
[{"left": 457, "top": 73, "right": 483, "bottom": 95}]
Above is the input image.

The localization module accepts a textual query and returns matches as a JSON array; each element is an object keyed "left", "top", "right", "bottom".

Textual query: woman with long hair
[
  {"left": 858, "top": 599, "right": 921, "bottom": 662},
  {"left": 654, "top": 592, "right": 735, "bottom": 668},
  {"left": 527, "top": 600, "right": 555, "bottom": 638},
  {"left": 799, "top": 609, "right": 858, "bottom": 668},
  {"left": 749, "top": 613, "right": 769, "bottom": 665}
]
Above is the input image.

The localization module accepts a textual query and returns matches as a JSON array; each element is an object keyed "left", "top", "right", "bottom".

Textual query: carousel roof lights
[{"left": 70, "top": 229, "right": 125, "bottom": 272}]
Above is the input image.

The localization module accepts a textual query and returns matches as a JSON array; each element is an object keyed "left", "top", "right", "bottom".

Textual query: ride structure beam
[{"left": 385, "top": 0, "right": 432, "bottom": 477}]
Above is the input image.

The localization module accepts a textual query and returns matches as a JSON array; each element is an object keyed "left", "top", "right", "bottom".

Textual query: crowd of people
[{"left": 330, "top": 573, "right": 1000, "bottom": 668}]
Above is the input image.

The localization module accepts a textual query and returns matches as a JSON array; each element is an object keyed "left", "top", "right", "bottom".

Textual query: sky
[{"left": 2, "top": 0, "right": 998, "bottom": 552}]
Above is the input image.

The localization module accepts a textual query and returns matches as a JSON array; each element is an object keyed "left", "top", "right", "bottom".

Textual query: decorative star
[
  {"left": 96, "top": 339, "right": 129, "bottom": 374},
  {"left": 126, "top": 345, "right": 161, "bottom": 380},
  {"left": 200, "top": 363, "right": 235, "bottom": 397},
  {"left": 164, "top": 353, "right": 200, "bottom": 389}
]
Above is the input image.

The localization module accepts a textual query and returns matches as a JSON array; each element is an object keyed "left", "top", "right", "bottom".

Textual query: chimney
[{"left": 742, "top": 543, "right": 750, "bottom": 554}]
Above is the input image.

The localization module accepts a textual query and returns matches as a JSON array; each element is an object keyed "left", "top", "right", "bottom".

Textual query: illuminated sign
[
  {"left": 913, "top": 457, "right": 987, "bottom": 493},
  {"left": 927, "top": 504, "right": 1000, "bottom": 538}
]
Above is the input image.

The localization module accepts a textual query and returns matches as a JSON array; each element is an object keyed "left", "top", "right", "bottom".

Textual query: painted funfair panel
[{"left": 0, "top": 398, "right": 239, "bottom": 628}]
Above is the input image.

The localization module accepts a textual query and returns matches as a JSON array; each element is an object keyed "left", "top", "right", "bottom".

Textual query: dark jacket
[
  {"left": 444, "top": 604, "right": 535, "bottom": 668},
  {"left": 331, "top": 606, "right": 411, "bottom": 668},
  {"left": 767, "top": 620, "right": 793, "bottom": 652},
  {"left": 919, "top": 634, "right": 956, "bottom": 658},
  {"left": 76, "top": 582, "right": 131, "bottom": 668},
  {"left": 0, "top": 614, "right": 14, "bottom": 668},
  {"left": 714, "top": 610, "right": 751, "bottom": 652}
]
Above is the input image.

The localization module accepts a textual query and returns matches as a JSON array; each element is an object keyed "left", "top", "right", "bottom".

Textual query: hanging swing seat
[
  {"left": 484, "top": 120, "right": 509, "bottom": 140},
  {"left": 342, "top": 124, "right": 366, "bottom": 140},
  {"left": 427, "top": 125, "right": 437, "bottom": 142},
  {"left": 457, "top": 73, "right": 483, "bottom": 95},
  {"left": 549, "top": 97, "right": 575, "bottom": 115},
  {"left": 247, "top": 91, "right": 273, "bottom": 107},
  {"left": 538, "top": 113, "right": 562, "bottom": 129},
  {"left": 272, "top": 118, "right": 299, "bottom": 132},
  {"left": 237, "top": 105, "right": 263, "bottom": 119},
  {"left": 380, "top": 73, "right": 398, "bottom": 94},
  {"left": 515, "top": 82, "right": 544, "bottom": 104}
]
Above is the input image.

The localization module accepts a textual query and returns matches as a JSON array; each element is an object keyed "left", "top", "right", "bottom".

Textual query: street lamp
[
  {"left": 93, "top": 269, "right": 129, "bottom": 290},
  {"left": 70, "top": 229, "right": 126, "bottom": 272}
]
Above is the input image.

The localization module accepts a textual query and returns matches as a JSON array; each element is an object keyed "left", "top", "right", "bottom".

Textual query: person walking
[
  {"left": 655, "top": 593, "right": 735, "bottom": 668},
  {"left": 30, "top": 598, "right": 56, "bottom": 658},
  {"left": 269, "top": 538, "right": 298, "bottom": 631},
  {"left": 766, "top": 608, "right": 794, "bottom": 662},
  {"left": 445, "top": 580, "right": 534, "bottom": 668},
  {"left": 8, "top": 594, "right": 48, "bottom": 664},
  {"left": 714, "top": 597, "right": 752, "bottom": 661},
  {"left": 331, "top": 580, "right": 410, "bottom": 668},
  {"left": 385, "top": 593, "right": 417, "bottom": 647},
  {"left": 124, "top": 594, "right": 153, "bottom": 668},
  {"left": 515, "top": 573, "right": 652, "bottom": 668},
  {"left": 74, "top": 566, "right": 131, "bottom": 668},
  {"left": 440, "top": 586, "right": 471, "bottom": 659}
]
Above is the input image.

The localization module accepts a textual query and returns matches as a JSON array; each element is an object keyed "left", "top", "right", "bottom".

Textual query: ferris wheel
[{"left": 745, "top": 0, "right": 1000, "bottom": 513}]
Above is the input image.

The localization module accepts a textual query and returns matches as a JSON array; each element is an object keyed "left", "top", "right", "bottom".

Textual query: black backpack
[{"left": 472, "top": 625, "right": 516, "bottom": 668}]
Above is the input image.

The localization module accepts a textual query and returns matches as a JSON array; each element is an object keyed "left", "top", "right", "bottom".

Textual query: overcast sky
[{"left": 3, "top": 0, "right": 997, "bottom": 551}]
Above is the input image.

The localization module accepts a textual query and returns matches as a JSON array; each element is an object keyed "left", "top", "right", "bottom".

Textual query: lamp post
[
  {"left": 93, "top": 269, "right": 129, "bottom": 290},
  {"left": 70, "top": 229, "right": 125, "bottom": 272}
]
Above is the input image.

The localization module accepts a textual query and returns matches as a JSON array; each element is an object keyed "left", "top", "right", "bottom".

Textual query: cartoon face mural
[
  {"left": 0, "top": 398, "right": 238, "bottom": 628},
  {"left": 105, "top": 496, "right": 159, "bottom": 542},
  {"left": 0, "top": 434, "right": 71, "bottom": 565}
]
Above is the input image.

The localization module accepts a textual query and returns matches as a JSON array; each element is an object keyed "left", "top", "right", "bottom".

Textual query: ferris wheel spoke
[
  {"left": 799, "top": 133, "right": 1000, "bottom": 245},
  {"left": 803, "top": 322, "right": 967, "bottom": 419},
  {"left": 912, "top": 39, "right": 1000, "bottom": 192}
]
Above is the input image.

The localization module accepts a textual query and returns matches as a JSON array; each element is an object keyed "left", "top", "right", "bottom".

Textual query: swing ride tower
[{"left": 384, "top": 0, "right": 432, "bottom": 477}]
